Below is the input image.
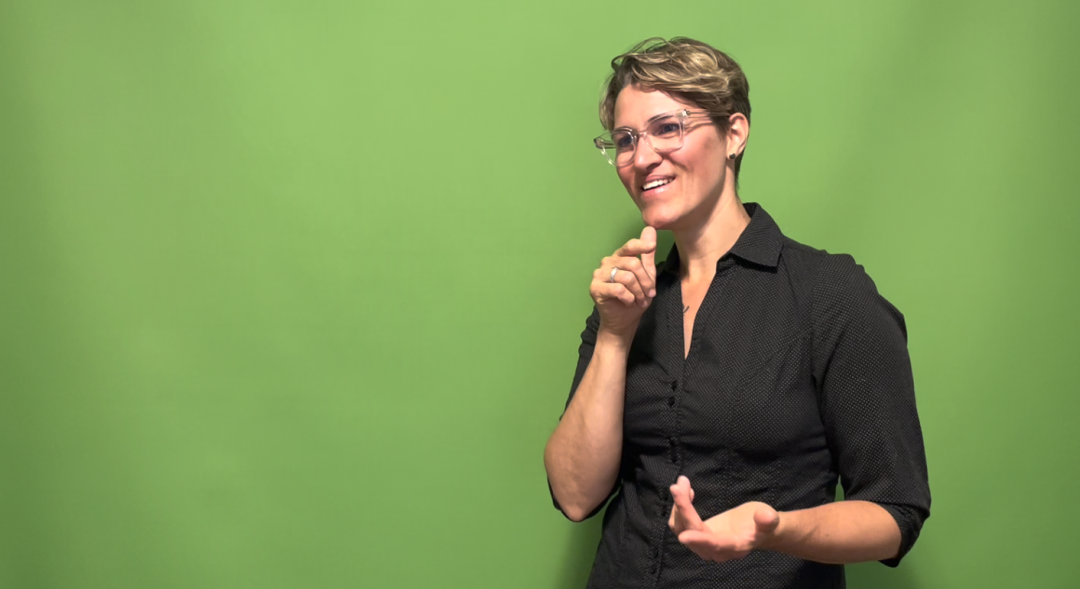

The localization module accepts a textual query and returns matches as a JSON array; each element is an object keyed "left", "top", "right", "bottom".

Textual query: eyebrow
[{"left": 613, "top": 109, "right": 682, "bottom": 133}]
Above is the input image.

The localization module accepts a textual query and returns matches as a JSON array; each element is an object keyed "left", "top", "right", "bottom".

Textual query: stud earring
[{"left": 728, "top": 153, "right": 738, "bottom": 160}]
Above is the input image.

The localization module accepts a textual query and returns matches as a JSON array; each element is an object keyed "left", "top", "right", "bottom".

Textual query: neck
[{"left": 672, "top": 191, "right": 751, "bottom": 283}]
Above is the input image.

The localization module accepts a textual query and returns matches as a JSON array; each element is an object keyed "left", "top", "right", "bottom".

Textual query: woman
[{"left": 543, "top": 37, "right": 930, "bottom": 588}]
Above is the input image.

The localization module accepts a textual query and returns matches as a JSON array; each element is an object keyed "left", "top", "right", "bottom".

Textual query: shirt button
[
  {"left": 670, "top": 380, "right": 678, "bottom": 391},
  {"left": 668, "top": 437, "right": 678, "bottom": 463},
  {"left": 667, "top": 396, "right": 676, "bottom": 407}
]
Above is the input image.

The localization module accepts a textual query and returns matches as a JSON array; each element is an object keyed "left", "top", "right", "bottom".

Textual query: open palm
[{"left": 668, "top": 476, "right": 780, "bottom": 562}]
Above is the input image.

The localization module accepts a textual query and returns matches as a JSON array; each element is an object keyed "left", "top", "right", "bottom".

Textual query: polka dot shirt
[{"left": 551, "top": 203, "right": 931, "bottom": 588}]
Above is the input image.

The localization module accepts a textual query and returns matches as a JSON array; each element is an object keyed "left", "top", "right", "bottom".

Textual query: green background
[{"left": 2, "top": 1, "right": 1077, "bottom": 587}]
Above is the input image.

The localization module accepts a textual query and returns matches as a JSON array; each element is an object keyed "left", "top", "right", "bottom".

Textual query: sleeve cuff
[{"left": 876, "top": 502, "right": 928, "bottom": 567}]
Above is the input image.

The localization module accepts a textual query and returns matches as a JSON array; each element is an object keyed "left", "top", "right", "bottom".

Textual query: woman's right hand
[{"left": 589, "top": 226, "right": 658, "bottom": 340}]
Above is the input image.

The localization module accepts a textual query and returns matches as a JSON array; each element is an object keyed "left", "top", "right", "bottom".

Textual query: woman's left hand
[{"left": 668, "top": 476, "right": 781, "bottom": 562}]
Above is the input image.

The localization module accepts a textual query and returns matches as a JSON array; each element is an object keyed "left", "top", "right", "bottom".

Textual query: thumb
[
  {"left": 671, "top": 476, "right": 705, "bottom": 530},
  {"left": 640, "top": 226, "right": 657, "bottom": 280},
  {"left": 754, "top": 506, "right": 780, "bottom": 535}
]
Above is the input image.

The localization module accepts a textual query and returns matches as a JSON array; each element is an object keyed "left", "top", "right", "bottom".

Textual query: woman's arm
[
  {"left": 668, "top": 253, "right": 928, "bottom": 565},
  {"left": 544, "top": 328, "right": 632, "bottom": 522},
  {"left": 810, "top": 254, "right": 931, "bottom": 563},
  {"left": 545, "top": 229, "right": 658, "bottom": 522},
  {"left": 667, "top": 477, "right": 901, "bottom": 564},
  {"left": 765, "top": 500, "right": 901, "bottom": 563}
]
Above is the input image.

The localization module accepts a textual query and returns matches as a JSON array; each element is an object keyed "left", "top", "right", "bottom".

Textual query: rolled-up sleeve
[{"left": 811, "top": 254, "right": 931, "bottom": 567}]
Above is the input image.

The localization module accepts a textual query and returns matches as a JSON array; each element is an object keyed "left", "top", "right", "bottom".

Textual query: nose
[{"left": 632, "top": 135, "right": 663, "bottom": 170}]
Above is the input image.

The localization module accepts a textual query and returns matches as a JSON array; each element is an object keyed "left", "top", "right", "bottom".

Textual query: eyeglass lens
[{"left": 608, "top": 115, "right": 684, "bottom": 166}]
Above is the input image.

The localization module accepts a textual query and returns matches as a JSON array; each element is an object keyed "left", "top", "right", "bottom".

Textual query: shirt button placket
[{"left": 668, "top": 381, "right": 680, "bottom": 465}]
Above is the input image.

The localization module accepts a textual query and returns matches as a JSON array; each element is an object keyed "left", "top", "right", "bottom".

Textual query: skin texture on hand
[
  {"left": 668, "top": 476, "right": 780, "bottom": 562},
  {"left": 590, "top": 226, "right": 658, "bottom": 339}
]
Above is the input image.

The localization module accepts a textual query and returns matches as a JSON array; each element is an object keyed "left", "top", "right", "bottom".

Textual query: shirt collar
[{"left": 660, "top": 202, "right": 783, "bottom": 275}]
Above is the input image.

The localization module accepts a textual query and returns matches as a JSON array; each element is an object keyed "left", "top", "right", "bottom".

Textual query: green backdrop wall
[{"left": 2, "top": 1, "right": 1078, "bottom": 587}]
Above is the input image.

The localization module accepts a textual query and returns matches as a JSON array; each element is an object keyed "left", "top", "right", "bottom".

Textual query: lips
[{"left": 641, "top": 176, "right": 675, "bottom": 195}]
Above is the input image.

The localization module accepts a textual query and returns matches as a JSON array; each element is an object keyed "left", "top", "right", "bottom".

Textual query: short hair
[{"left": 600, "top": 37, "right": 752, "bottom": 181}]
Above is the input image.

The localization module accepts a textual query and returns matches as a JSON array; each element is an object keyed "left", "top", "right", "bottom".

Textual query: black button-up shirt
[{"left": 552, "top": 203, "right": 930, "bottom": 588}]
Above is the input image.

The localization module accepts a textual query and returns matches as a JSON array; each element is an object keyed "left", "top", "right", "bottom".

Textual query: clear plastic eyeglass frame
[{"left": 593, "top": 108, "right": 712, "bottom": 167}]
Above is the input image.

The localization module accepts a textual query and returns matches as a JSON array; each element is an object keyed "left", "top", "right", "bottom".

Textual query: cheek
[
  {"left": 676, "top": 152, "right": 723, "bottom": 189},
  {"left": 617, "top": 170, "right": 636, "bottom": 195},
  {"left": 678, "top": 134, "right": 725, "bottom": 178}
]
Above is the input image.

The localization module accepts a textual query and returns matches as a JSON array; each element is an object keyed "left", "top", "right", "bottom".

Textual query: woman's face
[{"left": 612, "top": 86, "right": 731, "bottom": 231}]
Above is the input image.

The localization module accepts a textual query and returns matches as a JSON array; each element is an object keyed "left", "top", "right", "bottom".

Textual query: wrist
[
  {"left": 760, "top": 509, "right": 805, "bottom": 553},
  {"left": 595, "top": 326, "right": 635, "bottom": 353}
]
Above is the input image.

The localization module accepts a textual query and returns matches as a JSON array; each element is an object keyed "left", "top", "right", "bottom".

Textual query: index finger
[
  {"left": 614, "top": 234, "right": 656, "bottom": 258},
  {"left": 639, "top": 226, "right": 656, "bottom": 282}
]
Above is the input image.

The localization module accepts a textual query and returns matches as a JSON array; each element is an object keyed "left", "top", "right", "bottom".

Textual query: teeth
[{"left": 643, "top": 178, "right": 672, "bottom": 190}]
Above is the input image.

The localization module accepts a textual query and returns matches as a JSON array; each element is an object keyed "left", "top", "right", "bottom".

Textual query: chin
[
  {"left": 642, "top": 216, "right": 675, "bottom": 231},
  {"left": 640, "top": 204, "right": 682, "bottom": 231}
]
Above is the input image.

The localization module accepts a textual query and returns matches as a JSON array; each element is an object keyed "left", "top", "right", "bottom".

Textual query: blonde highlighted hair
[{"left": 600, "top": 37, "right": 751, "bottom": 180}]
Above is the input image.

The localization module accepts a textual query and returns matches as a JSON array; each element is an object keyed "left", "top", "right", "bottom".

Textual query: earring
[{"left": 728, "top": 153, "right": 738, "bottom": 160}]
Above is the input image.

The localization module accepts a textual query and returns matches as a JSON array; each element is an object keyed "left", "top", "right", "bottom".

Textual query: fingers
[
  {"left": 592, "top": 268, "right": 644, "bottom": 307},
  {"left": 611, "top": 264, "right": 649, "bottom": 305},
  {"left": 670, "top": 476, "right": 705, "bottom": 531},
  {"left": 590, "top": 282, "right": 636, "bottom": 307},
  {"left": 592, "top": 228, "right": 659, "bottom": 310},
  {"left": 613, "top": 232, "right": 657, "bottom": 293},
  {"left": 639, "top": 226, "right": 657, "bottom": 284},
  {"left": 615, "top": 255, "right": 656, "bottom": 296},
  {"left": 595, "top": 256, "right": 655, "bottom": 305},
  {"left": 678, "top": 531, "right": 751, "bottom": 562},
  {"left": 614, "top": 229, "right": 657, "bottom": 259}
]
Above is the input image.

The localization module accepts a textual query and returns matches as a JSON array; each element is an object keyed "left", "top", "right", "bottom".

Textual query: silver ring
[{"left": 609, "top": 267, "right": 620, "bottom": 283}]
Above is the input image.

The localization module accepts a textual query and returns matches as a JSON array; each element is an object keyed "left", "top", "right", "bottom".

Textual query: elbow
[
  {"left": 551, "top": 488, "right": 604, "bottom": 523},
  {"left": 560, "top": 503, "right": 591, "bottom": 523},
  {"left": 544, "top": 440, "right": 606, "bottom": 523},
  {"left": 546, "top": 461, "right": 596, "bottom": 523},
  {"left": 547, "top": 474, "right": 595, "bottom": 522}
]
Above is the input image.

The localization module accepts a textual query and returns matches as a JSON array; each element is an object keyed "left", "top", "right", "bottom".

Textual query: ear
[{"left": 725, "top": 113, "right": 750, "bottom": 158}]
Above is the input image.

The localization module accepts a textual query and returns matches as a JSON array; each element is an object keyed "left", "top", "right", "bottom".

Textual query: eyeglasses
[{"left": 593, "top": 108, "right": 713, "bottom": 167}]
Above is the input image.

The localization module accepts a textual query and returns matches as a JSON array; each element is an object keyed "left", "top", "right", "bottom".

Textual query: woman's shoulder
[
  {"left": 778, "top": 234, "right": 864, "bottom": 280},
  {"left": 779, "top": 238, "right": 906, "bottom": 344},
  {"left": 777, "top": 236, "right": 893, "bottom": 315}
]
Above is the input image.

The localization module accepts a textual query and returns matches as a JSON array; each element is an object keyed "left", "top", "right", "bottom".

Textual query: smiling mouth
[{"left": 642, "top": 178, "right": 673, "bottom": 191}]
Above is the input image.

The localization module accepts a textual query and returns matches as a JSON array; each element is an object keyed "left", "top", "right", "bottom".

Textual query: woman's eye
[
  {"left": 614, "top": 134, "right": 634, "bottom": 150},
  {"left": 654, "top": 122, "right": 680, "bottom": 136}
]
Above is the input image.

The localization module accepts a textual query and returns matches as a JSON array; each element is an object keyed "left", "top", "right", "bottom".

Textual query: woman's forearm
[
  {"left": 763, "top": 500, "right": 902, "bottom": 564},
  {"left": 544, "top": 329, "right": 632, "bottom": 521}
]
